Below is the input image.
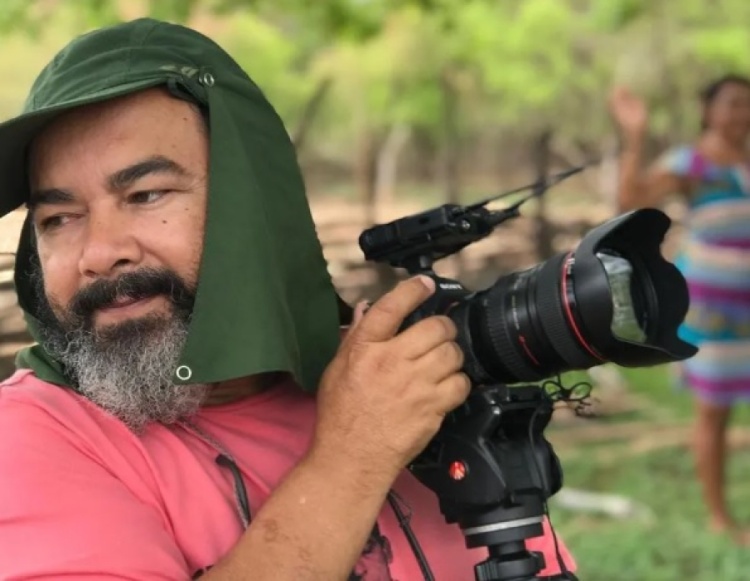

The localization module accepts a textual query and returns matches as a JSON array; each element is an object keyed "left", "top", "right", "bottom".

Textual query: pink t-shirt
[{"left": 0, "top": 370, "right": 575, "bottom": 580}]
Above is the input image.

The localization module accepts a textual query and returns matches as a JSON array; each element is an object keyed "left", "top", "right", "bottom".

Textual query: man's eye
[
  {"left": 129, "top": 190, "right": 167, "bottom": 204},
  {"left": 38, "top": 215, "right": 71, "bottom": 231}
]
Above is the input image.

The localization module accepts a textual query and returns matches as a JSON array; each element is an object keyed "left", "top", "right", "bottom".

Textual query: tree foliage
[{"left": 3, "top": 0, "right": 750, "bottom": 180}]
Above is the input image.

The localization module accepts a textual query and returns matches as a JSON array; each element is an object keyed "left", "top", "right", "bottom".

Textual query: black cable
[
  {"left": 527, "top": 403, "right": 572, "bottom": 579},
  {"left": 216, "top": 454, "right": 251, "bottom": 529},
  {"left": 387, "top": 490, "right": 435, "bottom": 581}
]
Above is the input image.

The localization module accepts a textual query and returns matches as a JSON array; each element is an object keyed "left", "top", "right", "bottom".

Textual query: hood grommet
[
  {"left": 198, "top": 72, "right": 215, "bottom": 87},
  {"left": 176, "top": 365, "right": 193, "bottom": 381}
]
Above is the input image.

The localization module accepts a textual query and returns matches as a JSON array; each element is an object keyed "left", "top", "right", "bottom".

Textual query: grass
[{"left": 546, "top": 365, "right": 750, "bottom": 580}]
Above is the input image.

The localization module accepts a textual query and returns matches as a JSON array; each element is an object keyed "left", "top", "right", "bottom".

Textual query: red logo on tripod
[{"left": 449, "top": 460, "right": 468, "bottom": 481}]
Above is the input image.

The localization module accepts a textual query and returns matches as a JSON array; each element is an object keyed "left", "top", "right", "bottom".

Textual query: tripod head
[{"left": 411, "top": 383, "right": 574, "bottom": 581}]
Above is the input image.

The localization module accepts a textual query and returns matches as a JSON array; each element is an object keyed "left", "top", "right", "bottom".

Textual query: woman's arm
[
  {"left": 617, "top": 130, "right": 686, "bottom": 211},
  {"left": 609, "top": 87, "right": 687, "bottom": 211}
]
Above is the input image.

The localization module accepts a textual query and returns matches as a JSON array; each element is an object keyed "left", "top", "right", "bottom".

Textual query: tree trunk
[
  {"left": 355, "top": 129, "right": 400, "bottom": 295},
  {"left": 533, "top": 130, "right": 555, "bottom": 260},
  {"left": 598, "top": 136, "right": 620, "bottom": 214},
  {"left": 652, "top": 0, "right": 684, "bottom": 140},
  {"left": 373, "top": 123, "right": 411, "bottom": 221},
  {"left": 440, "top": 70, "right": 461, "bottom": 205},
  {"left": 356, "top": 129, "right": 380, "bottom": 227},
  {"left": 291, "top": 77, "right": 332, "bottom": 154},
  {"left": 439, "top": 68, "right": 464, "bottom": 276}
]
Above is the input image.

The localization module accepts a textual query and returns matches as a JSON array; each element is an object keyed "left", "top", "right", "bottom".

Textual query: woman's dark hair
[{"left": 699, "top": 73, "right": 750, "bottom": 129}]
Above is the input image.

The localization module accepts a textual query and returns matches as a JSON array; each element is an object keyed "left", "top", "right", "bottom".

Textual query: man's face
[
  {"left": 29, "top": 88, "right": 208, "bottom": 326},
  {"left": 27, "top": 88, "right": 210, "bottom": 430}
]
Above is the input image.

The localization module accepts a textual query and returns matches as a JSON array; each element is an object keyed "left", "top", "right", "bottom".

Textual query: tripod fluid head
[{"left": 412, "top": 384, "right": 574, "bottom": 580}]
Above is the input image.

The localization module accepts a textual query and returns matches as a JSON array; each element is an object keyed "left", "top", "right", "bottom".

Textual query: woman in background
[{"left": 609, "top": 75, "right": 750, "bottom": 543}]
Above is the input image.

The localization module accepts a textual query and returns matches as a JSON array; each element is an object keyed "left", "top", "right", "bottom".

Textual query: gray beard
[
  {"left": 41, "top": 316, "right": 209, "bottom": 433},
  {"left": 32, "top": 268, "right": 209, "bottom": 433}
]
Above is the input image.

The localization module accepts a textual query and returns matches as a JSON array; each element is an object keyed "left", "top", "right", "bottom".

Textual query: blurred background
[{"left": 2, "top": 1, "right": 750, "bottom": 579}]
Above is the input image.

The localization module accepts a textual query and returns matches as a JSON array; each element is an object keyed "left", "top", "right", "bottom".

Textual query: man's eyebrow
[
  {"left": 108, "top": 155, "right": 190, "bottom": 192},
  {"left": 27, "top": 188, "right": 75, "bottom": 213},
  {"left": 26, "top": 155, "right": 190, "bottom": 213}
]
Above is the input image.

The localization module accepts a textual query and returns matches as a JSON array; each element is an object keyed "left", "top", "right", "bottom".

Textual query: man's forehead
[
  {"left": 33, "top": 88, "right": 192, "bottom": 145},
  {"left": 28, "top": 88, "right": 205, "bottom": 183}
]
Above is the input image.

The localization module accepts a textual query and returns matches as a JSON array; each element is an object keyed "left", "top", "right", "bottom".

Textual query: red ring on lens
[{"left": 560, "top": 253, "right": 605, "bottom": 361}]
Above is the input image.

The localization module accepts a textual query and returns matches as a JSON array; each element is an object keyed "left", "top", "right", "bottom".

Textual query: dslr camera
[{"left": 357, "top": 168, "right": 696, "bottom": 581}]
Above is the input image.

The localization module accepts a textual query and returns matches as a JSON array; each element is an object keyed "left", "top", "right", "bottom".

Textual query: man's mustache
[{"left": 69, "top": 267, "right": 195, "bottom": 323}]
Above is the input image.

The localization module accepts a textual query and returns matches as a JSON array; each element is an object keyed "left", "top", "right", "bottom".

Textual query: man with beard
[{"left": 0, "top": 19, "right": 576, "bottom": 580}]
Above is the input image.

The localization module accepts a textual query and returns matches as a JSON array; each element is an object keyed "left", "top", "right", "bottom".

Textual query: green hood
[{"left": 0, "top": 18, "right": 344, "bottom": 391}]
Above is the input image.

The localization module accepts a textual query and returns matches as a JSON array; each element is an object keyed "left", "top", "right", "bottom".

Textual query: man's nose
[{"left": 78, "top": 212, "right": 143, "bottom": 279}]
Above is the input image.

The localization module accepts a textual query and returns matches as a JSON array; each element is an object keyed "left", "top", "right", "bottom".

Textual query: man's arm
[
  {"left": 204, "top": 448, "right": 392, "bottom": 580},
  {"left": 206, "top": 276, "right": 471, "bottom": 579}
]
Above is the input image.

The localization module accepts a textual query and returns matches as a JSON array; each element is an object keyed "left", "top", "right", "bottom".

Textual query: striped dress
[{"left": 659, "top": 146, "right": 750, "bottom": 405}]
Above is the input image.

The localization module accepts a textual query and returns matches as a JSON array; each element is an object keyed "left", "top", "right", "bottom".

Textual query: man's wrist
[{"left": 303, "top": 441, "right": 401, "bottom": 498}]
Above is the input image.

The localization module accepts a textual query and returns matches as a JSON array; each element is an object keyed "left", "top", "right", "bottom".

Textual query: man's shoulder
[
  {"left": 0, "top": 369, "right": 119, "bottom": 440},
  {"left": 1, "top": 368, "right": 35, "bottom": 386},
  {"left": 1, "top": 369, "right": 80, "bottom": 410},
  {"left": 1, "top": 369, "right": 67, "bottom": 405}
]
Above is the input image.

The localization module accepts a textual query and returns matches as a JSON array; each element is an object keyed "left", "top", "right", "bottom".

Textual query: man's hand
[{"left": 313, "top": 275, "right": 471, "bottom": 483}]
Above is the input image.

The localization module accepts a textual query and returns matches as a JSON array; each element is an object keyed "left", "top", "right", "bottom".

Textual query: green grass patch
[{"left": 546, "top": 365, "right": 750, "bottom": 580}]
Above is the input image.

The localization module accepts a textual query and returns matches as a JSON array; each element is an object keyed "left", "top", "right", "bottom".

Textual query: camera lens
[
  {"left": 448, "top": 209, "right": 697, "bottom": 385},
  {"left": 450, "top": 253, "right": 602, "bottom": 384}
]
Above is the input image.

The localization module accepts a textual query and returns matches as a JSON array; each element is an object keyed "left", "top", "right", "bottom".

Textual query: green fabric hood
[{"left": 0, "top": 18, "right": 343, "bottom": 391}]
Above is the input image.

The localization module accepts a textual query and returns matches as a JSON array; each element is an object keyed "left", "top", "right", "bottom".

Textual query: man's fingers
[
  {"left": 351, "top": 301, "right": 370, "bottom": 326},
  {"left": 340, "top": 300, "right": 371, "bottom": 342},
  {"left": 436, "top": 372, "right": 472, "bottom": 414},
  {"left": 393, "top": 316, "right": 457, "bottom": 359},
  {"left": 414, "top": 341, "right": 464, "bottom": 383},
  {"left": 352, "top": 276, "right": 435, "bottom": 343}
]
